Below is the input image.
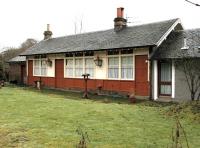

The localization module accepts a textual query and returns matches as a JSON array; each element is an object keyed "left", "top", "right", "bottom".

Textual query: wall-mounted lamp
[
  {"left": 94, "top": 56, "right": 103, "bottom": 67},
  {"left": 46, "top": 58, "right": 52, "bottom": 67}
]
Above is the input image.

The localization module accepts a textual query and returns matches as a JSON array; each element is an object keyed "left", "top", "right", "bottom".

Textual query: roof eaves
[
  {"left": 155, "top": 18, "right": 183, "bottom": 47},
  {"left": 20, "top": 44, "right": 156, "bottom": 56}
]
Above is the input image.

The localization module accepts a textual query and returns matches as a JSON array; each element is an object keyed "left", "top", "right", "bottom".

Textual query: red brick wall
[
  {"left": 135, "top": 55, "right": 149, "bottom": 96},
  {"left": 27, "top": 59, "right": 149, "bottom": 96}
]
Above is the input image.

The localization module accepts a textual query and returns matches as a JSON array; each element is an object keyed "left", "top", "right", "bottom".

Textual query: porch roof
[
  {"left": 8, "top": 56, "right": 26, "bottom": 63},
  {"left": 151, "top": 29, "right": 200, "bottom": 60}
]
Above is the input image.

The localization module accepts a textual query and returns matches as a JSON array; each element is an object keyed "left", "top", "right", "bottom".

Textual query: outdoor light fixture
[
  {"left": 94, "top": 56, "right": 103, "bottom": 67},
  {"left": 46, "top": 58, "right": 52, "bottom": 67}
]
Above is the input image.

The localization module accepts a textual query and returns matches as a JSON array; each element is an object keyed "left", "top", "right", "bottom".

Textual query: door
[
  {"left": 55, "top": 59, "right": 64, "bottom": 88},
  {"left": 21, "top": 64, "right": 26, "bottom": 84},
  {"left": 135, "top": 55, "right": 149, "bottom": 96},
  {"left": 158, "top": 61, "right": 172, "bottom": 96}
]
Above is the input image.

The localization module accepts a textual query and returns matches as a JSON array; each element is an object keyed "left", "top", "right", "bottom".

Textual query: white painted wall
[
  {"left": 47, "top": 59, "right": 55, "bottom": 77},
  {"left": 94, "top": 51, "right": 107, "bottom": 79}
]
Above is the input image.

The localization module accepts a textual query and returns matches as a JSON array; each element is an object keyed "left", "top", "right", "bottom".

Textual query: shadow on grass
[
  {"left": 6, "top": 84, "right": 177, "bottom": 107},
  {"left": 135, "top": 99, "right": 177, "bottom": 107},
  {"left": 8, "top": 84, "right": 129, "bottom": 104}
]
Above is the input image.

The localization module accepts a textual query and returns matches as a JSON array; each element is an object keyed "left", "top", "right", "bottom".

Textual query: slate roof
[
  {"left": 151, "top": 29, "right": 200, "bottom": 59},
  {"left": 21, "top": 18, "right": 179, "bottom": 56},
  {"left": 8, "top": 56, "right": 26, "bottom": 63}
]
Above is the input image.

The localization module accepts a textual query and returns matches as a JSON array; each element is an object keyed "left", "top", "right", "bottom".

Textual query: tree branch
[{"left": 185, "top": 0, "right": 200, "bottom": 6}]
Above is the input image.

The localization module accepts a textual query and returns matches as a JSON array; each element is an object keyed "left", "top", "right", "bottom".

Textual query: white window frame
[
  {"left": 121, "top": 54, "right": 134, "bottom": 80},
  {"left": 75, "top": 57, "right": 84, "bottom": 78},
  {"left": 64, "top": 54, "right": 94, "bottom": 78},
  {"left": 107, "top": 51, "right": 134, "bottom": 80},
  {"left": 85, "top": 57, "right": 95, "bottom": 78},
  {"left": 107, "top": 55, "right": 120, "bottom": 79},
  {"left": 65, "top": 57, "right": 74, "bottom": 78},
  {"left": 33, "top": 59, "right": 47, "bottom": 76}
]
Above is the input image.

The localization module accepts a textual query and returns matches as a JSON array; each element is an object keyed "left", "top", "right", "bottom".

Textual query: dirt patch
[{"left": 0, "top": 128, "right": 29, "bottom": 147}]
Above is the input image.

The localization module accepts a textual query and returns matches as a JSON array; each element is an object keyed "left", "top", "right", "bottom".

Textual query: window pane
[
  {"left": 75, "top": 59, "right": 83, "bottom": 77},
  {"left": 160, "top": 85, "right": 171, "bottom": 95},
  {"left": 161, "top": 63, "right": 171, "bottom": 82},
  {"left": 41, "top": 60, "right": 47, "bottom": 67},
  {"left": 34, "top": 68, "right": 40, "bottom": 75},
  {"left": 41, "top": 68, "right": 47, "bottom": 76},
  {"left": 41, "top": 60, "right": 47, "bottom": 76},
  {"left": 34, "top": 60, "right": 47, "bottom": 76},
  {"left": 66, "top": 59, "right": 73, "bottom": 77},
  {"left": 85, "top": 58, "right": 94, "bottom": 77},
  {"left": 108, "top": 57, "right": 119, "bottom": 78},
  {"left": 34, "top": 60, "right": 40, "bottom": 66},
  {"left": 121, "top": 56, "right": 133, "bottom": 79}
]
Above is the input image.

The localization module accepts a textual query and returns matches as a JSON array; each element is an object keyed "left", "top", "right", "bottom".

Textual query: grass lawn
[{"left": 0, "top": 85, "right": 199, "bottom": 148}]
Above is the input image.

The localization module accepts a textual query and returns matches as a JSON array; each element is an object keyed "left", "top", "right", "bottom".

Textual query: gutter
[{"left": 20, "top": 44, "right": 156, "bottom": 56}]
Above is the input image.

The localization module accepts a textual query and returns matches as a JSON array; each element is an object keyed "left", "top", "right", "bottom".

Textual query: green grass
[{"left": 0, "top": 85, "right": 199, "bottom": 148}]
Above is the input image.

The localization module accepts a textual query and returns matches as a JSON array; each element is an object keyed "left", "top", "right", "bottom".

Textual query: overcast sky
[{"left": 0, "top": 0, "right": 199, "bottom": 51}]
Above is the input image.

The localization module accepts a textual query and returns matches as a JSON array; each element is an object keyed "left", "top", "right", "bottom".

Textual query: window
[
  {"left": 75, "top": 58, "right": 83, "bottom": 77},
  {"left": 41, "top": 60, "right": 47, "bottom": 76},
  {"left": 33, "top": 59, "right": 47, "bottom": 76},
  {"left": 65, "top": 59, "right": 73, "bottom": 77},
  {"left": 159, "top": 62, "right": 172, "bottom": 95},
  {"left": 34, "top": 60, "right": 40, "bottom": 75},
  {"left": 85, "top": 58, "right": 94, "bottom": 77},
  {"left": 121, "top": 56, "right": 133, "bottom": 79},
  {"left": 108, "top": 57, "right": 119, "bottom": 78},
  {"left": 107, "top": 49, "right": 133, "bottom": 79},
  {"left": 65, "top": 52, "right": 94, "bottom": 78}
]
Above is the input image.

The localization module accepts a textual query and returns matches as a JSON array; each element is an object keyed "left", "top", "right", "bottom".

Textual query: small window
[
  {"left": 85, "top": 51, "right": 94, "bottom": 56},
  {"left": 75, "top": 52, "right": 83, "bottom": 57},
  {"left": 108, "top": 50, "right": 119, "bottom": 55},
  {"left": 34, "top": 55, "right": 47, "bottom": 59},
  {"left": 41, "top": 54, "right": 47, "bottom": 58},
  {"left": 65, "top": 53, "right": 74, "bottom": 57},
  {"left": 121, "top": 49, "right": 133, "bottom": 54}
]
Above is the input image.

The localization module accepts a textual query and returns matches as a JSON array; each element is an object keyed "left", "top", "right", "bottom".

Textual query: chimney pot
[
  {"left": 114, "top": 7, "right": 127, "bottom": 32},
  {"left": 117, "top": 7, "right": 124, "bottom": 18},
  {"left": 47, "top": 24, "right": 50, "bottom": 31},
  {"left": 43, "top": 24, "right": 52, "bottom": 40}
]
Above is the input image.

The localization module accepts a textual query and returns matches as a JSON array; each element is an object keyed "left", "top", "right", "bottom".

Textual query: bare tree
[
  {"left": 74, "top": 15, "right": 84, "bottom": 34},
  {"left": 0, "top": 38, "right": 37, "bottom": 81},
  {"left": 175, "top": 58, "right": 200, "bottom": 101}
]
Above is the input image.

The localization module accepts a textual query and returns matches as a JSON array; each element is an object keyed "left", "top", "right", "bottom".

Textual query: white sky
[{"left": 0, "top": 0, "right": 199, "bottom": 51}]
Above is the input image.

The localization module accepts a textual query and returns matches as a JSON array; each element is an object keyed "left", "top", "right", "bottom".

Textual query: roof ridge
[{"left": 48, "top": 18, "right": 180, "bottom": 40}]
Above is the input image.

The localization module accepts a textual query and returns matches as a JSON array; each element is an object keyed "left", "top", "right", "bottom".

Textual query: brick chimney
[
  {"left": 43, "top": 24, "right": 52, "bottom": 40},
  {"left": 114, "top": 7, "right": 127, "bottom": 31}
]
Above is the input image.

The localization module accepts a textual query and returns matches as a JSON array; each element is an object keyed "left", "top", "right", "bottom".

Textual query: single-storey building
[
  {"left": 8, "top": 56, "right": 26, "bottom": 85},
  {"left": 21, "top": 8, "right": 200, "bottom": 101}
]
